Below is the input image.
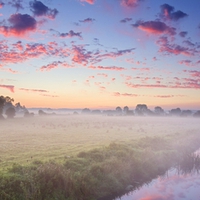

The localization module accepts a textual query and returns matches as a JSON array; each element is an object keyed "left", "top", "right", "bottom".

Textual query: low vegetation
[{"left": 1, "top": 130, "right": 200, "bottom": 200}]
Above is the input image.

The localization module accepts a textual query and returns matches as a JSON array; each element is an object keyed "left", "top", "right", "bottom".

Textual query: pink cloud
[
  {"left": 40, "top": 61, "right": 73, "bottom": 71},
  {"left": 97, "top": 73, "right": 108, "bottom": 78},
  {"left": 179, "top": 60, "right": 192, "bottom": 67},
  {"left": 72, "top": 45, "right": 92, "bottom": 65},
  {"left": 132, "top": 67, "right": 150, "bottom": 71},
  {"left": 0, "top": 41, "right": 71, "bottom": 65},
  {"left": 79, "top": 18, "right": 95, "bottom": 23},
  {"left": 113, "top": 92, "right": 138, "bottom": 97},
  {"left": 0, "top": 2, "right": 4, "bottom": 9},
  {"left": 184, "top": 70, "right": 200, "bottom": 78},
  {"left": 0, "top": 68, "right": 19, "bottom": 74},
  {"left": 0, "top": 84, "right": 15, "bottom": 92},
  {"left": 88, "top": 65, "right": 125, "bottom": 71},
  {"left": 133, "top": 21, "right": 176, "bottom": 35},
  {"left": 19, "top": 88, "right": 49, "bottom": 93},
  {"left": 160, "top": 4, "right": 188, "bottom": 21},
  {"left": 125, "top": 81, "right": 200, "bottom": 89},
  {"left": 140, "top": 193, "right": 174, "bottom": 200},
  {"left": 156, "top": 36, "right": 195, "bottom": 56},
  {"left": 52, "top": 29, "right": 82, "bottom": 39},
  {"left": 121, "top": 0, "right": 140, "bottom": 8},
  {"left": 30, "top": 0, "right": 58, "bottom": 19},
  {"left": 0, "top": 13, "right": 37, "bottom": 37},
  {"left": 80, "top": 0, "right": 95, "bottom": 5},
  {"left": 40, "top": 94, "right": 58, "bottom": 98},
  {"left": 154, "top": 95, "right": 174, "bottom": 98}
]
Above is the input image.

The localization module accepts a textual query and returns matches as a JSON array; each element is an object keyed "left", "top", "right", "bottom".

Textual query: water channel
[{"left": 114, "top": 150, "right": 200, "bottom": 200}]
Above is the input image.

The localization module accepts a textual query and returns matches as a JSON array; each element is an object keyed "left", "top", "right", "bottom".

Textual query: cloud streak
[{"left": 0, "top": 84, "right": 15, "bottom": 92}]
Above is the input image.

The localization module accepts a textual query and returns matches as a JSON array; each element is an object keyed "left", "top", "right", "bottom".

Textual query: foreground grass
[
  {"left": 1, "top": 131, "right": 200, "bottom": 200},
  {"left": 1, "top": 115, "right": 199, "bottom": 170}
]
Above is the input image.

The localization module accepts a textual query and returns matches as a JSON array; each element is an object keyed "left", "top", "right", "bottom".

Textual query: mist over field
[
  {"left": 1, "top": 113, "right": 199, "bottom": 168},
  {"left": 1, "top": 103, "right": 200, "bottom": 199}
]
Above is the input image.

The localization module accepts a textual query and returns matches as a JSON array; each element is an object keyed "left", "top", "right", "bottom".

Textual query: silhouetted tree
[
  {"left": 193, "top": 110, "right": 200, "bottom": 118},
  {"left": 81, "top": 108, "right": 91, "bottom": 114},
  {"left": 5, "top": 107, "right": 16, "bottom": 118},
  {"left": 38, "top": 110, "right": 47, "bottom": 116},
  {"left": 154, "top": 106, "right": 165, "bottom": 116},
  {"left": 170, "top": 108, "right": 181, "bottom": 116},
  {"left": 123, "top": 106, "right": 129, "bottom": 115},
  {"left": 0, "top": 96, "right": 5, "bottom": 117},
  {"left": 91, "top": 110, "right": 101, "bottom": 115},
  {"left": 135, "top": 104, "right": 148, "bottom": 116},
  {"left": 146, "top": 109, "right": 154, "bottom": 116},
  {"left": 116, "top": 106, "right": 122, "bottom": 115},
  {"left": 0, "top": 96, "right": 14, "bottom": 119},
  {"left": 24, "top": 111, "right": 34, "bottom": 118},
  {"left": 181, "top": 110, "right": 192, "bottom": 117},
  {"left": 15, "top": 102, "right": 28, "bottom": 113}
]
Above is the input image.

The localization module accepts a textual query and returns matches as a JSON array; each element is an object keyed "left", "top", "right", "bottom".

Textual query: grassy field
[
  {"left": 1, "top": 114, "right": 200, "bottom": 200},
  {"left": 0, "top": 114, "right": 199, "bottom": 170}
]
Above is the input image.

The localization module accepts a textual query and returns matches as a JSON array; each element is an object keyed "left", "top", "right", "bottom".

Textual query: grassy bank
[{"left": 1, "top": 131, "right": 200, "bottom": 200}]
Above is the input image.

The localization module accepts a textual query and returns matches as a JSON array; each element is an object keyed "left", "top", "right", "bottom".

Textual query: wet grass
[
  {"left": 1, "top": 130, "right": 200, "bottom": 200},
  {"left": 0, "top": 115, "right": 200, "bottom": 199},
  {"left": 1, "top": 115, "right": 199, "bottom": 170}
]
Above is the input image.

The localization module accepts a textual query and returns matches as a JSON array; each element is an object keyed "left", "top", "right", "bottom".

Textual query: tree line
[
  {"left": 82, "top": 104, "right": 200, "bottom": 117},
  {"left": 0, "top": 95, "right": 200, "bottom": 119},
  {"left": 0, "top": 95, "right": 28, "bottom": 119}
]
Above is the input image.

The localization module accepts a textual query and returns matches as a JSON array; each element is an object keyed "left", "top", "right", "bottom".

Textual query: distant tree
[
  {"left": 38, "top": 110, "right": 47, "bottom": 116},
  {"left": 5, "top": 107, "right": 16, "bottom": 118},
  {"left": 0, "top": 96, "right": 5, "bottom": 117},
  {"left": 116, "top": 106, "right": 122, "bottom": 115},
  {"left": 146, "top": 109, "right": 154, "bottom": 116},
  {"left": 127, "top": 110, "right": 134, "bottom": 116},
  {"left": 0, "top": 96, "right": 14, "bottom": 119},
  {"left": 81, "top": 108, "right": 91, "bottom": 114},
  {"left": 91, "top": 110, "right": 101, "bottom": 115},
  {"left": 123, "top": 106, "right": 129, "bottom": 115},
  {"left": 24, "top": 111, "right": 34, "bottom": 118},
  {"left": 154, "top": 106, "right": 165, "bottom": 116},
  {"left": 193, "top": 110, "right": 200, "bottom": 118},
  {"left": 15, "top": 102, "right": 28, "bottom": 113},
  {"left": 181, "top": 110, "right": 192, "bottom": 117},
  {"left": 102, "top": 110, "right": 115, "bottom": 116},
  {"left": 170, "top": 108, "right": 181, "bottom": 116},
  {"left": 135, "top": 104, "right": 148, "bottom": 116},
  {"left": 73, "top": 111, "right": 79, "bottom": 115}
]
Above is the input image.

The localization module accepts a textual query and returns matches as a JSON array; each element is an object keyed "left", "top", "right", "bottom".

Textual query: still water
[{"left": 115, "top": 150, "right": 200, "bottom": 200}]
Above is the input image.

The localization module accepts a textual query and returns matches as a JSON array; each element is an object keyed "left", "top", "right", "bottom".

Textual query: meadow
[
  {"left": 1, "top": 114, "right": 198, "bottom": 170},
  {"left": 0, "top": 114, "right": 200, "bottom": 200}
]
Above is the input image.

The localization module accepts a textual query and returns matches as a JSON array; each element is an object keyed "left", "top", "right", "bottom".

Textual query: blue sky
[{"left": 0, "top": 0, "right": 200, "bottom": 109}]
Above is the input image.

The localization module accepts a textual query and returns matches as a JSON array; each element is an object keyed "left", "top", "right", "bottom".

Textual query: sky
[{"left": 0, "top": 0, "right": 200, "bottom": 110}]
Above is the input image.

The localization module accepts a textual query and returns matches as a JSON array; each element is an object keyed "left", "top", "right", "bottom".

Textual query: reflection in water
[{"left": 115, "top": 152, "right": 200, "bottom": 200}]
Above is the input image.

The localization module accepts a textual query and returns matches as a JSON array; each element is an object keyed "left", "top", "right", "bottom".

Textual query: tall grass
[{"left": 1, "top": 131, "right": 200, "bottom": 200}]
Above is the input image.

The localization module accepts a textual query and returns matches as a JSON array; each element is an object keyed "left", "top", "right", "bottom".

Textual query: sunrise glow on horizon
[{"left": 0, "top": 0, "right": 200, "bottom": 110}]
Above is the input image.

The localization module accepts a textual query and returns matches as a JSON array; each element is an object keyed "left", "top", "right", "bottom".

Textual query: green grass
[
  {"left": 1, "top": 129, "right": 200, "bottom": 199},
  {"left": 1, "top": 115, "right": 199, "bottom": 170},
  {"left": 0, "top": 115, "right": 200, "bottom": 199}
]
